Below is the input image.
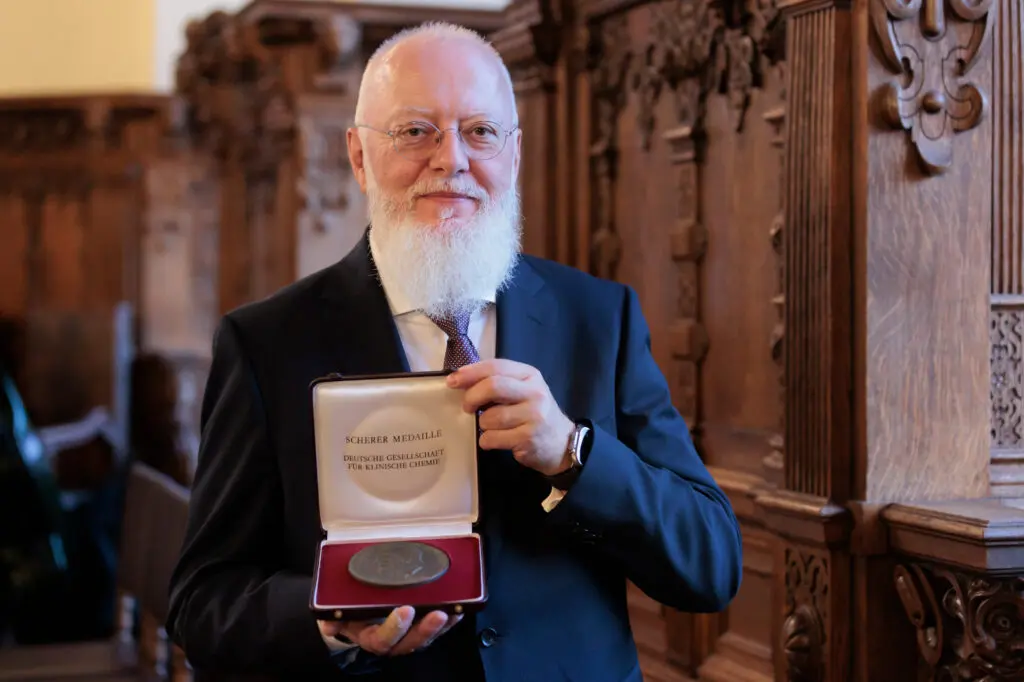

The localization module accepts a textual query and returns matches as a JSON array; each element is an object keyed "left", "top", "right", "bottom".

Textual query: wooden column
[{"left": 755, "top": 0, "right": 999, "bottom": 679}]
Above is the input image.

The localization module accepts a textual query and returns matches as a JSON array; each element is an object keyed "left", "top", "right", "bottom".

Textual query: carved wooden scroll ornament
[{"left": 870, "top": 0, "right": 997, "bottom": 174}]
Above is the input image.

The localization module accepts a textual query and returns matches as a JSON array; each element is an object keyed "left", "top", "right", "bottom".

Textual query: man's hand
[
  {"left": 318, "top": 606, "right": 460, "bottom": 656},
  {"left": 448, "top": 359, "right": 575, "bottom": 476}
]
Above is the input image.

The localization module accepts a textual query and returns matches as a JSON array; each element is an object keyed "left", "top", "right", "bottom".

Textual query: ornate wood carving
[
  {"left": 586, "top": 0, "right": 783, "bottom": 437},
  {"left": 764, "top": 55, "right": 786, "bottom": 482},
  {"left": 0, "top": 97, "right": 174, "bottom": 159},
  {"left": 991, "top": 311, "right": 1024, "bottom": 449},
  {"left": 627, "top": 0, "right": 784, "bottom": 146},
  {"left": 586, "top": 14, "right": 631, "bottom": 280},
  {"left": 493, "top": 0, "right": 563, "bottom": 93},
  {"left": 664, "top": 126, "right": 709, "bottom": 438},
  {"left": 782, "top": 547, "right": 827, "bottom": 681},
  {"left": 870, "top": 0, "right": 998, "bottom": 175},
  {"left": 175, "top": 10, "right": 339, "bottom": 174},
  {"left": 895, "top": 562, "right": 1024, "bottom": 681}
]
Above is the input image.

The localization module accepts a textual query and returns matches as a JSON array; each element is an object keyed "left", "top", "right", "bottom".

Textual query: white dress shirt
[{"left": 321, "top": 233, "right": 566, "bottom": 655}]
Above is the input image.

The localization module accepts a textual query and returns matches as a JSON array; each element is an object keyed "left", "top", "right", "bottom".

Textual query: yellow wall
[{"left": 0, "top": 0, "right": 155, "bottom": 96}]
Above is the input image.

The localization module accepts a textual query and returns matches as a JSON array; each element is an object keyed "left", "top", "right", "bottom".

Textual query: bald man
[{"left": 167, "top": 22, "right": 742, "bottom": 682}]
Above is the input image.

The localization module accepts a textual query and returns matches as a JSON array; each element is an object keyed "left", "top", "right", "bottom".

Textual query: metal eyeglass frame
[{"left": 354, "top": 120, "right": 518, "bottom": 161}]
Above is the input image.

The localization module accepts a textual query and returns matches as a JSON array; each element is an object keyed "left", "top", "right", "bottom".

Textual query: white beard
[{"left": 366, "top": 170, "right": 522, "bottom": 319}]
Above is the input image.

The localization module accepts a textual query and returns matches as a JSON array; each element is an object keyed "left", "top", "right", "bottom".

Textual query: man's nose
[{"left": 429, "top": 129, "right": 470, "bottom": 175}]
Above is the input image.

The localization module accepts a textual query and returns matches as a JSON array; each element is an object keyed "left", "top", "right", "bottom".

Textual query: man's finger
[
  {"left": 478, "top": 422, "right": 531, "bottom": 452},
  {"left": 360, "top": 606, "right": 415, "bottom": 655},
  {"left": 462, "top": 376, "right": 533, "bottom": 413},
  {"left": 389, "top": 610, "right": 450, "bottom": 656},
  {"left": 448, "top": 359, "right": 534, "bottom": 388},
  {"left": 318, "top": 620, "right": 345, "bottom": 638},
  {"left": 478, "top": 403, "right": 532, "bottom": 431},
  {"left": 335, "top": 617, "right": 382, "bottom": 642},
  {"left": 432, "top": 613, "right": 463, "bottom": 640}
]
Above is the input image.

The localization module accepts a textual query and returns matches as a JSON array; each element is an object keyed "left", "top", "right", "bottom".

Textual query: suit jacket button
[{"left": 478, "top": 627, "right": 498, "bottom": 648}]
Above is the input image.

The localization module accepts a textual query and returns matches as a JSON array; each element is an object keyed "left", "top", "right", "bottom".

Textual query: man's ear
[{"left": 346, "top": 128, "right": 368, "bottom": 193}]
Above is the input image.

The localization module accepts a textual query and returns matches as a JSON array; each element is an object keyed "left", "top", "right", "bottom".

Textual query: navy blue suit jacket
[{"left": 166, "top": 233, "right": 743, "bottom": 682}]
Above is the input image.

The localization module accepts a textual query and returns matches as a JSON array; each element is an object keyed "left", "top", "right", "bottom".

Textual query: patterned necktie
[{"left": 428, "top": 310, "right": 480, "bottom": 370}]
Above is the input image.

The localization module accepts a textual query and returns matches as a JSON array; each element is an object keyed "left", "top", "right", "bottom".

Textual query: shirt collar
[{"left": 368, "top": 227, "right": 496, "bottom": 317}]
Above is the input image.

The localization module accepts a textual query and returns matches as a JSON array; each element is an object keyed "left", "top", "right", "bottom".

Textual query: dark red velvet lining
[{"left": 313, "top": 535, "right": 483, "bottom": 610}]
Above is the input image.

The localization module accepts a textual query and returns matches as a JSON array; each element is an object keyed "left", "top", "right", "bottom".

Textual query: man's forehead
[{"left": 364, "top": 38, "right": 513, "bottom": 123}]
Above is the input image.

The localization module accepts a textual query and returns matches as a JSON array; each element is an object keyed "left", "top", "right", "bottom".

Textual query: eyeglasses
[{"left": 355, "top": 120, "right": 517, "bottom": 161}]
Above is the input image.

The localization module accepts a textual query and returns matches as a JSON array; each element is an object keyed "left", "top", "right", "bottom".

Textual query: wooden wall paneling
[
  {"left": 862, "top": 0, "right": 991, "bottom": 503},
  {"left": 0, "top": 94, "right": 214, "bottom": 489},
  {"left": 492, "top": 0, "right": 1024, "bottom": 677},
  {"left": 563, "top": 0, "right": 787, "bottom": 679},
  {"left": 759, "top": 0, "right": 998, "bottom": 678},
  {"left": 989, "top": 0, "right": 1024, "bottom": 498},
  {"left": 881, "top": 2, "right": 1024, "bottom": 680},
  {"left": 0, "top": 191, "right": 28, "bottom": 318}
]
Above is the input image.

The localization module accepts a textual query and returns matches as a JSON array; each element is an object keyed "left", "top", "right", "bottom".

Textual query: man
[{"left": 167, "top": 21, "right": 742, "bottom": 682}]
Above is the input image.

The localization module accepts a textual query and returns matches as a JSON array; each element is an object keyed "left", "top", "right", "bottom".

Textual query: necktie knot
[
  {"left": 427, "top": 309, "right": 479, "bottom": 370},
  {"left": 429, "top": 310, "right": 473, "bottom": 340}
]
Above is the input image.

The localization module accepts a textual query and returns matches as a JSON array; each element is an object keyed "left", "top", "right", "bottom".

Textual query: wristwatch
[{"left": 545, "top": 421, "right": 592, "bottom": 491}]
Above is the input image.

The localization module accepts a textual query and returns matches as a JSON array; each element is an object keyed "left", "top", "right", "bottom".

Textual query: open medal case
[{"left": 308, "top": 371, "right": 487, "bottom": 621}]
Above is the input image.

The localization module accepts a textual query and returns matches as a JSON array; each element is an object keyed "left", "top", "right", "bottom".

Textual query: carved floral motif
[
  {"left": 991, "top": 310, "right": 1024, "bottom": 448},
  {"left": 895, "top": 562, "right": 1024, "bottom": 680},
  {"left": 783, "top": 547, "right": 828, "bottom": 681},
  {"left": 870, "top": 0, "right": 998, "bottom": 174},
  {"left": 628, "top": 0, "right": 785, "bottom": 146},
  {"left": 174, "top": 10, "right": 339, "bottom": 172}
]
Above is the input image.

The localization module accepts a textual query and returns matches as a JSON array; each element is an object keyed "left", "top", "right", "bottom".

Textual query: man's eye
[
  {"left": 466, "top": 125, "right": 498, "bottom": 138},
  {"left": 399, "top": 126, "right": 430, "bottom": 138}
]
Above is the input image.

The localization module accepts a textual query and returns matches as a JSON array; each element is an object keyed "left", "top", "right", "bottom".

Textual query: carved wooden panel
[
  {"left": 895, "top": 561, "right": 1024, "bottom": 681},
  {"left": 488, "top": 0, "right": 1013, "bottom": 676},
  {"left": 780, "top": 546, "right": 829, "bottom": 681},
  {"left": 989, "top": 0, "right": 1024, "bottom": 497},
  {"left": 0, "top": 95, "right": 206, "bottom": 489},
  {"left": 568, "top": 0, "right": 786, "bottom": 678},
  {"left": 863, "top": 0, "right": 992, "bottom": 504}
]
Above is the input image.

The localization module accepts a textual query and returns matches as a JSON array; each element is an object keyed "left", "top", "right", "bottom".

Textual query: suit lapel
[
  {"left": 495, "top": 258, "right": 560, "bottom": 391},
  {"left": 317, "top": 232, "right": 411, "bottom": 376}
]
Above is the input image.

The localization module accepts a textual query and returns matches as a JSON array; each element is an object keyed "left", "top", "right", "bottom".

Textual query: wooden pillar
[{"left": 756, "top": 0, "right": 1000, "bottom": 679}]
